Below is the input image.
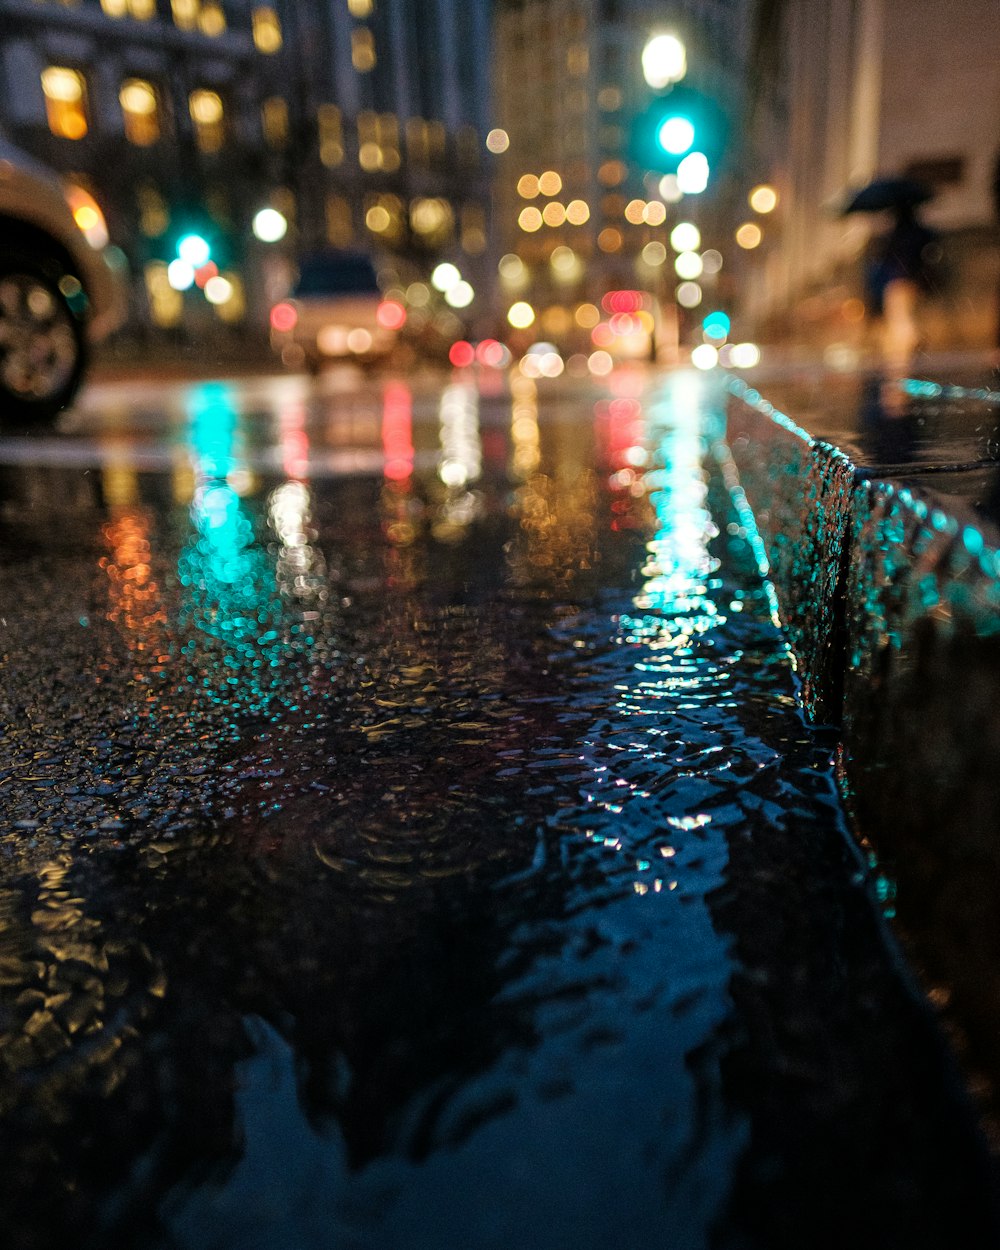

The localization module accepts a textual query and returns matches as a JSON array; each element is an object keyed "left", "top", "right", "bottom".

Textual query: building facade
[
  {"left": 742, "top": 0, "right": 1000, "bottom": 351},
  {"left": 0, "top": 0, "right": 495, "bottom": 349},
  {"left": 491, "top": 0, "right": 755, "bottom": 356}
]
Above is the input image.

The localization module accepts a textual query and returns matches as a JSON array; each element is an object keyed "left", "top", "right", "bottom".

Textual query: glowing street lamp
[{"left": 642, "top": 34, "right": 686, "bottom": 89}]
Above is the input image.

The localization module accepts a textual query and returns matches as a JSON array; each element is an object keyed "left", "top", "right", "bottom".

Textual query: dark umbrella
[{"left": 841, "top": 176, "right": 934, "bottom": 214}]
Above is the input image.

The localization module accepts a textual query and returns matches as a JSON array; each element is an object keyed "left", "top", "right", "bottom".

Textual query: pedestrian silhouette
[{"left": 844, "top": 177, "right": 940, "bottom": 372}]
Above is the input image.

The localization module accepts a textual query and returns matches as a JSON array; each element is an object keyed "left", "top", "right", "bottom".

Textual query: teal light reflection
[{"left": 178, "top": 383, "right": 291, "bottom": 718}]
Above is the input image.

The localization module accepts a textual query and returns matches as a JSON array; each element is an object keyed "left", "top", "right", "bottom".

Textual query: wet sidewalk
[{"left": 724, "top": 352, "right": 1000, "bottom": 1132}]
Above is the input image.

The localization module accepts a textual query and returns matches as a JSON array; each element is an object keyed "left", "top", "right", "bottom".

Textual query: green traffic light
[
  {"left": 657, "top": 116, "right": 695, "bottom": 156},
  {"left": 177, "top": 233, "right": 211, "bottom": 267}
]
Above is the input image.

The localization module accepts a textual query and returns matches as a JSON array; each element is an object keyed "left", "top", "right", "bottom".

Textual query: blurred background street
[{"left": 3, "top": 3, "right": 1000, "bottom": 1248}]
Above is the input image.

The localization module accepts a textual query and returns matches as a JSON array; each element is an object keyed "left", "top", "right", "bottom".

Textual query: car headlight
[{"left": 64, "top": 183, "right": 109, "bottom": 249}]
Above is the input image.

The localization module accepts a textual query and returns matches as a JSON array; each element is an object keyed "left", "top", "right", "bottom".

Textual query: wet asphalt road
[{"left": 0, "top": 366, "right": 998, "bottom": 1250}]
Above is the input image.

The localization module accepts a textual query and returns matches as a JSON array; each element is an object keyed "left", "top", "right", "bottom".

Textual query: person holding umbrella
[{"left": 846, "top": 176, "right": 941, "bottom": 371}]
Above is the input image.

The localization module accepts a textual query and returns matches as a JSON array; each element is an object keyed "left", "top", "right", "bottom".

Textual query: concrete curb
[{"left": 725, "top": 375, "right": 1000, "bottom": 1086}]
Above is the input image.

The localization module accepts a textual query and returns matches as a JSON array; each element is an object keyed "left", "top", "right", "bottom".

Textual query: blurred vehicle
[
  {"left": 0, "top": 137, "right": 125, "bottom": 424},
  {"left": 593, "top": 290, "right": 663, "bottom": 362},
  {"left": 269, "top": 250, "right": 405, "bottom": 371}
]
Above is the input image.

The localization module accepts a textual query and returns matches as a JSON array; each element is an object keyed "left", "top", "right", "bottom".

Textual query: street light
[{"left": 642, "top": 34, "right": 686, "bottom": 89}]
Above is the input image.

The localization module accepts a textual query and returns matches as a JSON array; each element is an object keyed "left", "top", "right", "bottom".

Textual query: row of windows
[
  {"left": 42, "top": 65, "right": 228, "bottom": 149},
  {"left": 130, "top": 175, "right": 484, "bottom": 255},
  {"left": 43, "top": 0, "right": 285, "bottom": 51},
  {"left": 40, "top": 66, "right": 478, "bottom": 167}
]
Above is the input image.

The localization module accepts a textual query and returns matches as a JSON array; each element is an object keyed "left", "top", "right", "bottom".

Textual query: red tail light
[
  {"left": 270, "top": 302, "right": 298, "bottom": 332},
  {"left": 376, "top": 299, "right": 407, "bottom": 330}
]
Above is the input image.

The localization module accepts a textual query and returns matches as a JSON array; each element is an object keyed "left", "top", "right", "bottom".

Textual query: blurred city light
[
  {"left": 676, "top": 281, "right": 703, "bottom": 308},
  {"left": 658, "top": 174, "right": 683, "bottom": 203},
  {"left": 270, "top": 302, "right": 297, "bottom": 332},
  {"left": 431, "top": 262, "right": 462, "bottom": 292},
  {"left": 691, "top": 343, "right": 719, "bottom": 369},
  {"left": 449, "top": 340, "right": 475, "bottom": 367},
  {"left": 376, "top": 299, "right": 407, "bottom": 329},
  {"left": 167, "top": 258, "right": 195, "bottom": 291},
  {"left": 729, "top": 341, "right": 761, "bottom": 368},
  {"left": 445, "top": 280, "right": 474, "bottom": 308},
  {"left": 508, "top": 301, "right": 536, "bottom": 329},
  {"left": 642, "top": 241, "right": 667, "bottom": 266},
  {"left": 657, "top": 116, "right": 695, "bottom": 156},
  {"left": 735, "top": 222, "right": 763, "bottom": 249},
  {"left": 204, "top": 275, "right": 233, "bottom": 305},
  {"left": 702, "top": 310, "right": 731, "bottom": 340},
  {"left": 749, "top": 184, "right": 778, "bottom": 213},
  {"left": 641, "top": 33, "right": 686, "bottom": 88},
  {"left": 178, "top": 233, "right": 211, "bottom": 267},
  {"left": 701, "top": 249, "right": 724, "bottom": 274},
  {"left": 252, "top": 208, "right": 287, "bottom": 242},
  {"left": 677, "top": 151, "right": 710, "bottom": 194},
  {"left": 670, "top": 222, "right": 701, "bottom": 252},
  {"left": 674, "top": 250, "right": 704, "bottom": 280},
  {"left": 486, "top": 128, "right": 510, "bottom": 153}
]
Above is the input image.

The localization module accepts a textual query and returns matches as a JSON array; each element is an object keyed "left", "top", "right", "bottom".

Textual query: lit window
[
  {"left": 120, "top": 79, "right": 161, "bottom": 146},
  {"left": 171, "top": 0, "right": 198, "bottom": 30},
  {"left": 357, "top": 110, "right": 381, "bottom": 169},
  {"left": 318, "top": 104, "right": 343, "bottom": 166},
  {"left": 326, "top": 194, "right": 353, "bottom": 246},
  {"left": 351, "top": 27, "right": 376, "bottom": 71},
  {"left": 104, "top": 0, "right": 156, "bottom": 18},
  {"left": 262, "top": 97, "right": 288, "bottom": 147},
  {"left": 199, "top": 2, "right": 226, "bottom": 35},
  {"left": 252, "top": 7, "right": 282, "bottom": 52},
  {"left": 137, "top": 182, "right": 169, "bottom": 237},
  {"left": 144, "top": 262, "right": 183, "bottom": 327},
  {"left": 378, "top": 114, "right": 400, "bottom": 172},
  {"left": 567, "top": 44, "right": 588, "bottom": 75},
  {"left": 347, "top": 0, "right": 372, "bottom": 15},
  {"left": 189, "top": 89, "right": 224, "bottom": 153},
  {"left": 41, "top": 67, "right": 88, "bottom": 140}
]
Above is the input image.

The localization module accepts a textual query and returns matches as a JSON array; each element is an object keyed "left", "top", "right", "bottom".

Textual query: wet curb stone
[{"left": 724, "top": 375, "right": 1000, "bottom": 1100}]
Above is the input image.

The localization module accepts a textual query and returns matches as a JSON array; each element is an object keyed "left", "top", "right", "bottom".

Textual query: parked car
[
  {"left": 0, "top": 137, "right": 125, "bottom": 425},
  {"left": 269, "top": 250, "right": 406, "bottom": 370}
]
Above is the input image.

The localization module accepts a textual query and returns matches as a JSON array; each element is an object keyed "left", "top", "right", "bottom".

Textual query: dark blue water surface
[{"left": 0, "top": 372, "right": 996, "bottom": 1249}]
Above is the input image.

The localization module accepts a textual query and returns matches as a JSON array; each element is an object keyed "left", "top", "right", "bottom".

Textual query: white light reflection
[{"left": 438, "top": 382, "right": 481, "bottom": 488}]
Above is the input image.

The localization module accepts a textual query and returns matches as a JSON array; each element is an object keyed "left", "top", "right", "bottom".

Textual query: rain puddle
[{"left": 0, "top": 372, "right": 996, "bottom": 1248}]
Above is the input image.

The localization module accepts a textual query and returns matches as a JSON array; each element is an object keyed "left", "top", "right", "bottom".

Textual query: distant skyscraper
[
  {"left": 0, "top": 0, "right": 495, "bottom": 343},
  {"left": 492, "top": 0, "right": 753, "bottom": 354}
]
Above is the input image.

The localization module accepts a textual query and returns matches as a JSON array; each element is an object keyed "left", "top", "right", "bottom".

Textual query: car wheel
[{"left": 0, "top": 260, "right": 87, "bottom": 427}]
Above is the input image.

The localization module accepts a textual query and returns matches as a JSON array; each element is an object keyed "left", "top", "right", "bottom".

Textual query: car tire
[{"left": 0, "top": 258, "right": 87, "bottom": 428}]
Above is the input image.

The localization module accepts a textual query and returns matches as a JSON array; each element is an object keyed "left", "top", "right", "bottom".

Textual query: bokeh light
[
  {"left": 676, "top": 281, "right": 702, "bottom": 308},
  {"left": 674, "top": 250, "right": 704, "bottom": 280},
  {"left": 749, "top": 184, "right": 778, "bottom": 213},
  {"left": 670, "top": 222, "right": 701, "bottom": 253},
  {"left": 677, "top": 151, "right": 710, "bottom": 194},
  {"left": 252, "top": 208, "right": 287, "bottom": 242},
  {"left": 486, "top": 128, "right": 510, "bottom": 153},
  {"left": 431, "top": 262, "right": 462, "bottom": 291},
  {"left": 507, "top": 301, "right": 536, "bottom": 329}
]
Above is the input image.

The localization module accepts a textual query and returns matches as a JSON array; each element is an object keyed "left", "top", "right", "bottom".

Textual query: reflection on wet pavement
[{"left": 0, "top": 371, "right": 996, "bottom": 1248}]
